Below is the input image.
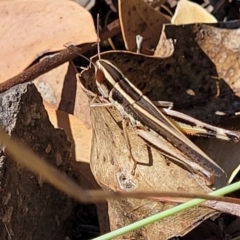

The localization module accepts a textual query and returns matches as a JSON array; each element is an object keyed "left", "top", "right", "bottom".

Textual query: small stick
[{"left": 97, "top": 13, "right": 101, "bottom": 60}]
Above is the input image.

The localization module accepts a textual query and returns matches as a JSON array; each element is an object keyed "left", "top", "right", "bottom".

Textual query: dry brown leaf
[
  {"left": 87, "top": 100, "right": 216, "bottom": 239},
  {"left": 154, "top": 26, "right": 174, "bottom": 57},
  {"left": 119, "top": 0, "right": 170, "bottom": 54},
  {"left": 172, "top": 0, "right": 217, "bottom": 24},
  {"left": 39, "top": 62, "right": 93, "bottom": 173},
  {"left": 0, "top": 0, "right": 97, "bottom": 82},
  {"left": 34, "top": 57, "right": 94, "bottom": 189},
  {"left": 166, "top": 22, "right": 240, "bottom": 184},
  {"left": 194, "top": 23, "right": 240, "bottom": 91}
]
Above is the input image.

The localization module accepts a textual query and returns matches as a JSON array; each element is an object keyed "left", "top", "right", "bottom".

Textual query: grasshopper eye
[{"left": 95, "top": 68, "right": 105, "bottom": 84}]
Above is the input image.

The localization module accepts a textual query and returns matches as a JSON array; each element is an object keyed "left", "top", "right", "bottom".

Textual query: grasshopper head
[{"left": 95, "top": 60, "right": 110, "bottom": 98}]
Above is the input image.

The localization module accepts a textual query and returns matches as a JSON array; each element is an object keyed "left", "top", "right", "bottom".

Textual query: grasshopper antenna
[
  {"left": 63, "top": 44, "right": 96, "bottom": 70},
  {"left": 64, "top": 14, "right": 101, "bottom": 69},
  {"left": 97, "top": 13, "right": 101, "bottom": 60}
]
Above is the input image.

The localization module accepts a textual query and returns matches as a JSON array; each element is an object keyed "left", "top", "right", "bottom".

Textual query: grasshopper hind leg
[{"left": 122, "top": 118, "right": 139, "bottom": 175}]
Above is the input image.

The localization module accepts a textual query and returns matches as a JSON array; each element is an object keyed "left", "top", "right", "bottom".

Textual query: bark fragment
[{"left": 0, "top": 83, "right": 76, "bottom": 240}]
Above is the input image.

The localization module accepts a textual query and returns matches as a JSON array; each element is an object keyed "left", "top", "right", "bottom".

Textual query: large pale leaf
[{"left": 0, "top": 0, "right": 97, "bottom": 82}]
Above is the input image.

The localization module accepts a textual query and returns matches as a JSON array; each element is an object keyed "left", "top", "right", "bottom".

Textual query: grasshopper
[
  {"left": 68, "top": 23, "right": 239, "bottom": 181},
  {"left": 92, "top": 58, "right": 239, "bottom": 180}
]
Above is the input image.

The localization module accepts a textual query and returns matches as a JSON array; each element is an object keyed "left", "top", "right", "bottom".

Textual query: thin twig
[{"left": 0, "top": 125, "right": 240, "bottom": 205}]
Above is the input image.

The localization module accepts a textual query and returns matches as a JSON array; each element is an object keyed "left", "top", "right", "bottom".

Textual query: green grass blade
[{"left": 94, "top": 181, "right": 240, "bottom": 240}]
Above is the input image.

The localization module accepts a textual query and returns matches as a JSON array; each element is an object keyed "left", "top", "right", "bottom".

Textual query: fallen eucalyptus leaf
[
  {"left": 172, "top": 0, "right": 217, "bottom": 24},
  {"left": 88, "top": 102, "right": 216, "bottom": 239},
  {"left": 119, "top": 0, "right": 170, "bottom": 54},
  {"left": 0, "top": 0, "right": 97, "bottom": 82}
]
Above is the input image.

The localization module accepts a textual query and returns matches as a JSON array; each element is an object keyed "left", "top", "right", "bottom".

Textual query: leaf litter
[{"left": 1, "top": 0, "right": 240, "bottom": 239}]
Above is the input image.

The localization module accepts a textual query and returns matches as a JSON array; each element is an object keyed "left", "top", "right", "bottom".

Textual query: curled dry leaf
[
  {"left": 194, "top": 22, "right": 240, "bottom": 91},
  {"left": 174, "top": 22, "right": 240, "bottom": 183},
  {"left": 172, "top": 0, "right": 217, "bottom": 24},
  {"left": 154, "top": 27, "right": 175, "bottom": 57},
  {"left": 0, "top": 0, "right": 97, "bottom": 82},
  {"left": 119, "top": 0, "right": 170, "bottom": 54},
  {"left": 34, "top": 62, "right": 71, "bottom": 107}
]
